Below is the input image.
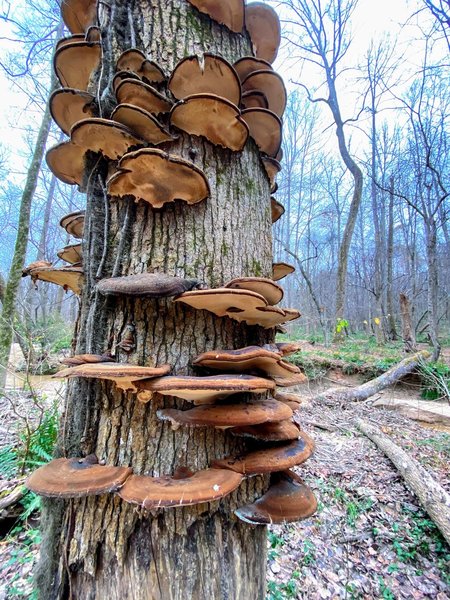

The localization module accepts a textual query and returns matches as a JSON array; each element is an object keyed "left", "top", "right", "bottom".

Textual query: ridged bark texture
[{"left": 37, "top": 2, "right": 275, "bottom": 599}]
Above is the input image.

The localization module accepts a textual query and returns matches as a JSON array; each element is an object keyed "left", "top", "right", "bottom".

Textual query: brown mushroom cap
[
  {"left": 193, "top": 345, "right": 303, "bottom": 386},
  {"left": 96, "top": 273, "right": 204, "bottom": 297},
  {"left": 157, "top": 398, "right": 292, "bottom": 429},
  {"left": 241, "top": 108, "right": 282, "bottom": 157},
  {"left": 275, "top": 342, "right": 302, "bottom": 356},
  {"left": 61, "top": 0, "right": 98, "bottom": 34},
  {"left": 212, "top": 431, "right": 315, "bottom": 474},
  {"left": 242, "top": 71, "right": 287, "bottom": 118},
  {"left": 70, "top": 118, "right": 145, "bottom": 161},
  {"left": 26, "top": 456, "right": 132, "bottom": 498},
  {"left": 136, "top": 374, "right": 275, "bottom": 404},
  {"left": 169, "top": 54, "right": 241, "bottom": 105},
  {"left": 57, "top": 243, "right": 82, "bottom": 264},
  {"left": 241, "top": 90, "right": 269, "bottom": 110},
  {"left": 113, "top": 70, "right": 141, "bottom": 92},
  {"left": 46, "top": 141, "right": 85, "bottom": 187},
  {"left": 53, "top": 362, "right": 171, "bottom": 391},
  {"left": 263, "top": 159, "right": 282, "bottom": 190},
  {"left": 245, "top": 2, "right": 281, "bottom": 63},
  {"left": 25, "top": 265, "right": 84, "bottom": 294},
  {"left": 107, "top": 148, "right": 210, "bottom": 209},
  {"left": 274, "top": 391, "right": 303, "bottom": 411},
  {"left": 116, "top": 49, "right": 166, "bottom": 83},
  {"left": 85, "top": 25, "right": 101, "bottom": 43},
  {"left": 61, "top": 353, "right": 114, "bottom": 366},
  {"left": 118, "top": 468, "right": 243, "bottom": 509},
  {"left": 273, "top": 262, "right": 295, "bottom": 281},
  {"left": 175, "top": 288, "right": 299, "bottom": 328},
  {"left": 22, "top": 260, "right": 52, "bottom": 277},
  {"left": 54, "top": 41, "right": 101, "bottom": 91},
  {"left": 170, "top": 94, "right": 249, "bottom": 151},
  {"left": 49, "top": 88, "right": 96, "bottom": 135},
  {"left": 55, "top": 34, "right": 85, "bottom": 52},
  {"left": 60, "top": 210, "right": 85, "bottom": 239},
  {"left": 111, "top": 104, "right": 174, "bottom": 145},
  {"left": 230, "top": 419, "right": 301, "bottom": 442},
  {"left": 224, "top": 276, "right": 283, "bottom": 305},
  {"left": 115, "top": 79, "right": 173, "bottom": 114},
  {"left": 271, "top": 197, "right": 285, "bottom": 223},
  {"left": 186, "top": 0, "right": 244, "bottom": 33},
  {"left": 235, "top": 469, "right": 317, "bottom": 524},
  {"left": 233, "top": 56, "right": 273, "bottom": 82}
]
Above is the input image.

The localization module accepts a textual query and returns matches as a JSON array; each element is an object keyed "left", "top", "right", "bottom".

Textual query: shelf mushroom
[
  {"left": 264, "top": 160, "right": 282, "bottom": 191},
  {"left": 169, "top": 54, "right": 241, "bottom": 105},
  {"left": 60, "top": 210, "right": 85, "bottom": 239},
  {"left": 53, "top": 40, "right": 101, "bottom": 91},
  {"left": 118, "top": 468, "right": 244, "bottom": 509},
  {"left": 46, "top": 141, "right": 86, "bottom": 187},
  {"left": 212, "top": 432, "right": 315, "bottom": 474},
  {"left": 274, "top": 391, "right": 304, "bottom": 411},
  {"left": 57, "top": 243, "right": 82, "bottom": 264},
  {"left": 70, "top": 118, "right": 146, "bottom": 160},
  {"left": 241, "top": 108, "right": 282, "bottom": 157},
  {"left": 157, "top": 398, "right": 293, "bottom": 429},
  {"left": 110, "top": 104, "right": 174, "bottom": 145},
  {"left": 272, "top": 262, "right": 295, "bottom": 281},
  {"left": 230, "top": 420, "right": 301, "bottom": 442},
  {"left": 115, "top": 79, "right": 173, "bottom": 115},
  {"left": 26, "top": 455, "right": 132, "bottom": 498},
  {"left": 186, "top": 0, "right": 244, "bottom": 33},
  {"left": 49, "top": 88, "right": 96, "bottom": 135},
  {"left": 241, "top": 71, "right": 287, "bottom": 118},
  {"left": 136, "top": 374, "right": 275, "bottom": 404},
  {"left": 106, "top": 148, "right": 210, "bottom": 209},
  {"left": 235, "top": 470, "right": 317, "bottom": 524},
  {"left": 224, "top": 276, "right": 283, "bottom": 305},
  {"left": 61, "top": 0, "right": 98, "bottom": 34},
  {"left": 116, "top": 49, "right": 166, "bottom": 83},
  {"left": 233, "top": 57, "right": 273, "bottom": 82},
  {"left": 170, "top": 94, "right": 249, "bottom": 151},
  {"left": 270, "top": 198, "right": 285, "bottom": 223},
  {"left": 53, "top": 362, "right": 172, "bottom": 392},
  {"left": 245, "top": 2, "right": 281, "bottom": 63},
  {"left": 97, "top": 273, "right": 206, "bottom": 298},
  {"left": 61, "top": 353, "right": 114, "bottom": 366},
  {"left": 23, "top": 263, "right": 84, "bottom": 294}
]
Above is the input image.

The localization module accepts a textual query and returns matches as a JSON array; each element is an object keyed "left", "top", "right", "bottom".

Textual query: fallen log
[
  {"left": 356, "top": 418, "right": 450, "bottom": 546},
  {"left": 313, "top": 350, "right": 430, "bottom": 404}
]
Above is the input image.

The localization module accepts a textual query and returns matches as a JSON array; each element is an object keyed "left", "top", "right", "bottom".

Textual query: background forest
[{"left": 0, "top": 0, "right": 449, "bottom": 598}]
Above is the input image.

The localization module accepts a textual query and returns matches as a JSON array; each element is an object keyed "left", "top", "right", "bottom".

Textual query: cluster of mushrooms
[{"left": 24, "top": 0, "right": 317, "bottom": 526}]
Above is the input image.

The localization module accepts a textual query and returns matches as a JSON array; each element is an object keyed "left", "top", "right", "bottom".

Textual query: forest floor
[{"left": 0, "top": 342, "right": 449, "bottom": 599}]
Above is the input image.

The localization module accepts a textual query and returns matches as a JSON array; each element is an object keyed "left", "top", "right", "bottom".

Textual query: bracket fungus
[
  {"left": 272, "top": 262, "right": 295, "bottom": 281},
  {"left": 110, "top": 104, "right": 174, "bottom": 145},
  {"left": 136, "top": 374, "right": 275, "bottom": 404},
  {"left": 57, "top": 243, "right": 82, "bottom": 264},
  {"left": 115, "top": 79, "right": 173, "bottom": 115},
  {"left": 168, "top": 54, "right": 241, "bottom": 105},
  {"left": 241, "top": 70, "right": 287, "bottom": 118},
  {"left": 118, "top": 468, "right": 244, "bottom": 509},
  {"left": 186, "top": 0, "right": 244, "bottom": 33},
  {"left": 170, "top": 94, "right": 248, "bottom": 151},
  {"left": 26, "top": 456, "right": 132, "bottom": 498},
  {"left": 24, "top": 264, "right": 84, "bottom": 295},
  {"left": 274, "top": 391, "right": 303, "bottom": 411},
  {"left": 233, "top": 57, "right": 273, "bottom": 82},
  {"left": 241, "top": 90, "right": 269, "bottom": 110},
  {"left": 270, "top": 197, "right": 285, "bottom": 223},
  {"left": 244, "top": 2, "right": 281, "bottom": 64},
  {"left": 46, "top": 141, "right": 86, "bottom": 187},
  {"left": 235, "top": 470, "right": 317, "bottom": 525},
  {"left": 241, "top": 108, "right": 282, "bottom": 157},
  {"left": 70, "top": 118, "right": 146, "bottom": 161},
  {"left": 274, "top": 341, "right": 302, "bottom": 356},
  {"left": 49, "top": 88, "right": 96, "bottom": 135},
  {"left": 230, "top": 420, "right": 301, "bottom": 442},
  {"left": 263, "top": 159, "right": 282, "bottom": 191},
  {"left": 224, "top": 276, "right": 283, "bottom": 305},
  {"left": 53, "top": 41, "right": 101, "bottom": 91},
  {"left": 60, "top": 210, "right": 85, "bottom": 239},
  {"left": 212, "top": 432, "right": 315, "bottom": 474},
  {"left": 106, "top": 148, "right": 210, "bottom": 209},
  {"left": 157, "top": 398, "right": 292, "bottom": 429},
  {"left": 61, "top": 0, "right": 98, "bottom": 34},
  {"left": 97, "top": 273, "right": 206, "bottom": 298},
  {"left": 61, "top": 353, "right": 114, "bottom": 366},
  {"left": 116, "top": 49, "right": 166, "bottom": 83},
  {"left": 53, "top": 362, "right": 172, "bottom": 392}
]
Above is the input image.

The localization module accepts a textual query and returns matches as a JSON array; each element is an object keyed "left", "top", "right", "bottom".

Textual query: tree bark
[
  {"left": 399, "top": 293, "right": 417, "bottom": 352},
  {"left": 0, "top": 23, "right": 62, "bottom": 391},
  {"left": 424, "top": 216, "right": 441, "bottom": 360},
  {"left": 386, "top": 177, "right": 398, "bottom": 339},
  {"left": 356, "top": 418, "right": 450, "bottom": 546},
  {"left": 38, "top": 3, "right": 276, "bottom": 599},
  {"left": 314, "top": 350, "right": 430, "bottom": 404}
]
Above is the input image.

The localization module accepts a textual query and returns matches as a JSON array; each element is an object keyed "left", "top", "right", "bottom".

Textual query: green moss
[
  {"left": 245, "top": 178, "right": 257, "bottom": 193},
  {"left": 221, "top": 241, "right": 229, "bottom": 256},
  {"left": 251, "top": 259, "right": 262, "bottom": 276}
]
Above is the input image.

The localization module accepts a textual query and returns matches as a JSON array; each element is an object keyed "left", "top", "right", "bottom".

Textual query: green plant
[
  {"left": 267, "top": 578, "right": 299, "bottom": 600},
  {"left": 268, "top": 531, "right": 285, "bottom": 560},
  {"left": 378, "top": 578, "right": 395, "bottom": 600},
  {"left": 418, "top": 360, "right": 450, "bottom": 401},
  {"left": 300, "top": 539, "right": 316, "bottom": 565}
]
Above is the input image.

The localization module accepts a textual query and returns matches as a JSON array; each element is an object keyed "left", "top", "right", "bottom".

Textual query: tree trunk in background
[
  {"left": 399, "top": 293, "right": 417, "bottom": 352},
  {"left": 0, "top": 23, "right": 62, "bottom": 391},
  {"left": 38, "top": 3, "right": 274, "bottom": 599},
  {"left": 424, "top": 216, "right": 441, "bottom": 360},
  {"left": 386, "top": 177, "right": 398, "bottom": 339}
]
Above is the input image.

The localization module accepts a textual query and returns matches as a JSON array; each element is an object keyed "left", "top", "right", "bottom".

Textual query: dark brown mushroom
[
  {"left": 170, "top": 94, "right": 248, "bottom": 151},
  {"left": 242, "top": 70, "right": 287, "bottom": 117},
  {"left": 263, "top": 158, "right": 282, "bottom": 191},
  {"left": 53, "top": 41, "right": 101, "bottom": 91},
  {"left": 235, "top": 470, "right": 317, "bottom": 524},
  {"left": 49, "top": 88, "right": 96, "bottom": 135},
  {"left": 115, "top": 79, "right": 173, "bottom": 115},
  {"left": 70, "top": 118, "right": 146, "bottom": 160},
  {"left": 111, "top": 104, "right": 174, "bottom": 144},
  {"left": 271, "top": 197, "right": 285, "bottom": 223},
  {"left": 245, "top": 2, "right": 281, "bottom": 63},
  {"left": 106, "top": 148, "right": 210, "bottom": 209},
  {"left": 230, "top": 420, "right": 301, "bottom": 442},
  {"left": 233, "top": 56, "right": 273, "bottom": 82},
  {"left": 116, "top": 49, "right": 166, "bottom": 83},
  {"left": 241, "top": 108, "right": 282, "bottom": 157},
  {"left": 97, "top": 273, "right": 206, "bottom": 297},
  {"left": 118, "top": 468, "right": 243, "bottom": 508},
  {"left": 241, "top": 90, "right": 269, "bottom": 110},
  {"left": 61, "top": 353, "right": 114, "bottom": 366},
  {"left": 272, "top": 262, "right": 295, "bottom": 281},
  {"left": 168, "top": 54, "right": 241, "bottom": 105},
  {"left": 186, "top": 0, "right": 244, "bottom": 33},
  {"left": 26, "top": 456, "right": 132, "bottom": 498}
]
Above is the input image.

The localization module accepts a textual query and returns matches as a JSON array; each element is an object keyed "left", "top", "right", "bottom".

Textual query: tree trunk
[
  {"left": 399, "top": 293, "right": 417, "bottom": 352},
  {"left": 424, "top": 217, "right": 441, "bottom": 360},
  {"left": 356, "top": 418, "right": 450, "bottom": 546},
  {"left": 386, "top": 177, "right": 398, "bottom": 339},
  {"left": 38, "top": 3, "right": 276, "bottom": 599},
  {"left": 0, "top": 24, "right": 62, "bottom": 391}
]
